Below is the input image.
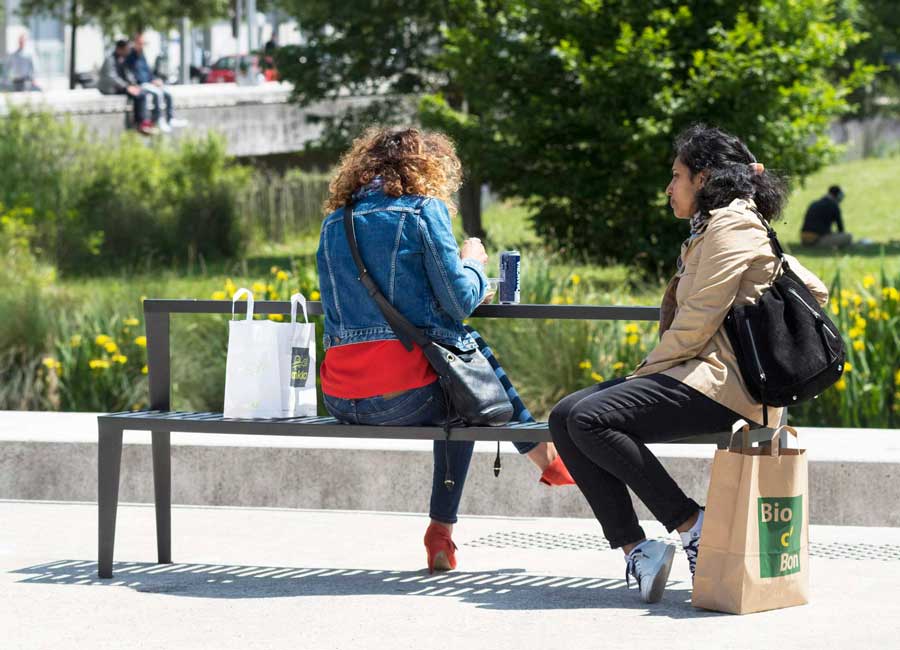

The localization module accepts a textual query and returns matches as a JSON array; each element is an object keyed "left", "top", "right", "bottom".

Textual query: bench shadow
[{"left": 10, "top": 560, "right": 721, "bottom": 619}]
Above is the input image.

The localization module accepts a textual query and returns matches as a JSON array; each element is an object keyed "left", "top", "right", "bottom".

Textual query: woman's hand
[{"left": 460, "top": 237, "right": 489, "bottom": 267}]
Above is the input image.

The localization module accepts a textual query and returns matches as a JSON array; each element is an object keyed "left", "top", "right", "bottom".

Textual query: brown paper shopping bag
[{"left": 692, "top": 422, "right": 809, "bottom": 615}]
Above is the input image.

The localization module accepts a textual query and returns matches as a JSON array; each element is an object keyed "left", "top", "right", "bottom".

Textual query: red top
[{"left": 320, "top": 340, "right": 438, "bottom": 399}]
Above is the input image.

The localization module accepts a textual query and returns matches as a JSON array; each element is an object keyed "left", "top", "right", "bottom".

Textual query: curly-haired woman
[
  {"left": 316, "top": 126, "right": 573, "bottom": 572},
  {"left": 549, "top": 124, "right": 829, "bottom": 604}
]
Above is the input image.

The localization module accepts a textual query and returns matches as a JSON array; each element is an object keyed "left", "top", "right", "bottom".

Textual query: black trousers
[{"left": 549, "top": 374, "right": 747, "bottom": 548}]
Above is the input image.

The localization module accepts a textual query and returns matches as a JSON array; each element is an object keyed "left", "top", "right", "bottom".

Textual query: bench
[{"left": 96, "top": 299, "right": 785, "bottom": 578}]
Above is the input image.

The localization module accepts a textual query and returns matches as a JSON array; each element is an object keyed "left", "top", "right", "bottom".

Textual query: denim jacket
[{"left": 316, "top": 184, "right": 487, "bottom": 352}]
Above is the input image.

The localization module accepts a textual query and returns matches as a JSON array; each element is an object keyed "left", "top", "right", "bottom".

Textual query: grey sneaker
[{"left": 625, "top": 540, "right": 676, "bottom": 603}]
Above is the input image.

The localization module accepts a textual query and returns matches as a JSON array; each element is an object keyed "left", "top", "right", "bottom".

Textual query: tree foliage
[{"left": 420, "top": 0, "right": 873, "bottom": 273}]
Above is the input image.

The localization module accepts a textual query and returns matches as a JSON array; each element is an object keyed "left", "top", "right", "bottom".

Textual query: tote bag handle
[
  {"left": 290, "top": 293, "right": 309, "bottom": 324},
  {"left": 231, "top": 288, "right": 254, "bottom": 321}
]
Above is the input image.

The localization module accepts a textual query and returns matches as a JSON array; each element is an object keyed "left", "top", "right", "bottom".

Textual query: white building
[{"left": 0, "top": 0, "right": 301, "bottom": 90}]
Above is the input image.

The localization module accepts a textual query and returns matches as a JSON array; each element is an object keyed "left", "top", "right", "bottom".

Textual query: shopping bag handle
[
  {"left": 231, "top": 288, "right": 254, "bottom": 321},
  {"left": 728, "top": 420, "right": 799, "bottom": 456},
  {"left": 290, "top": 293, "right": 308, "bottom": 324},
  {"left": 728, "top": 419, "right": 752, "bottom": 451},
  {"left": 768, "top": 424, "right": 799, "bottom": 457}
]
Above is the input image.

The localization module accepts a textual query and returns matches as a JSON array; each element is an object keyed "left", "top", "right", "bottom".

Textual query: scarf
[{"left": 676, "top": 211, "right": 712, "bottom": 272}]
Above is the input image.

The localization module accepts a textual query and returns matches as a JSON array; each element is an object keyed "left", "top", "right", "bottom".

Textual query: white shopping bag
[
  {"left": 284, "top": 292, "right": 317, "bottom": 417},
  {"left": 223, "top": 289, "right": 317, "bottom": 418}
]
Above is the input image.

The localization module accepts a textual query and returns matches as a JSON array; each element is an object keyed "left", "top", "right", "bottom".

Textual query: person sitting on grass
[
  {"left": 800, "top": 185, "right": 852, "bottom": 248},
  {"left": 549, "top": 124, "right": 829, "bottom": 604}
]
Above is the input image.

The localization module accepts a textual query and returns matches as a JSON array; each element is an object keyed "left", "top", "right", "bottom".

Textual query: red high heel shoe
[
  {"left": 424, "top": 522, "right": 458, "bottom": 574},
  {"left": 540, "top": 455, "right": 576, "bottom": 486}
]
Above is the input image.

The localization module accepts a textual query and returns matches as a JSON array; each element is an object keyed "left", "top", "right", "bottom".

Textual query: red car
[{"left": 204, "top": 55, "right": 279, "bottom": 83}]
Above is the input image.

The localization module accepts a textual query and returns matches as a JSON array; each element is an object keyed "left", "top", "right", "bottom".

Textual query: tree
[
  {"left": 420, "top": 0, "right": 874, "bottom": 274},
  {"left": 17, "top": 1, "right": 230, "bottom": 89},
  {"left": 274, "top": 0, "right": 489, "bottom": 237}
]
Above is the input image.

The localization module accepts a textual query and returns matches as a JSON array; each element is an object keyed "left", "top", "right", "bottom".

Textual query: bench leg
[
  {"left": 151, "top": 431, "right": 172, "bottom": 565},
  {"left": 98, "top": 423, "right": 124, "bottom": 579}
]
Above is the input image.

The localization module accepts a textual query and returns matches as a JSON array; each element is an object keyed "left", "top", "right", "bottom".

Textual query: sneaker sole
[{"left": 642, "top": 544, "right": 676, "bottom": 604}]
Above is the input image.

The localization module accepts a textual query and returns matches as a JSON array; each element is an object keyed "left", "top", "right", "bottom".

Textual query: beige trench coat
[{"left": 631, "top": 198, "right": 829, "bottom": 425}]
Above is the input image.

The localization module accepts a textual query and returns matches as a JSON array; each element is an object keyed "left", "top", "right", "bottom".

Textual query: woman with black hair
[{"left": 549, "top": 124, "right": 828, "bottom": 604}]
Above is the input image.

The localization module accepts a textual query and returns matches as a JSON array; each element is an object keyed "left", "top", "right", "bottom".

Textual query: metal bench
[{"left": 96, "top": 299, "right": 783, "bottom": 578}]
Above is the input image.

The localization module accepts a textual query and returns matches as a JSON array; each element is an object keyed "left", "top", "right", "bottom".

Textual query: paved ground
[{"left": 3, "top": 499, "right": 899, "bottom": 650}]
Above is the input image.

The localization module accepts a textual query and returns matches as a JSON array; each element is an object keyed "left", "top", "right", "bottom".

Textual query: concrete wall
[
  {"left": 2, "top": 436, "right": 898, "bottom": 528},
  {"left": 2, "top": 83, "right": 375, "bottom": 156}
]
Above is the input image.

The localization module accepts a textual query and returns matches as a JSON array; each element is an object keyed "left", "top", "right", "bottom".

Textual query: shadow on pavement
[{"left": 11, "top": 559, "right": 720, "bottom": 618}]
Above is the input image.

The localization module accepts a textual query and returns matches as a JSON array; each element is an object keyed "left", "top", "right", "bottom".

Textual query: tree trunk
[
  {"left": 459, "top": 175, "right": 485, "bottom": 239},
  {"left": 68, "top": 2, "right": 78, "bottom": 90}
]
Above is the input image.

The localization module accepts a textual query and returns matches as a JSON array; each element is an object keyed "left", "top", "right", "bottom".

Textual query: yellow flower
[
  {"left": 224, "top": 278, "right": 237, "bottom": 295},
  {"left": 883, "top": 287, "right": 900, "bottom": 302},
  {"left": 571, "top": 274, "right": 581, "bottom": 286},
  {"left": 551, "top": 296, "right": 564, "bottom": 305},
  {"left": 843, "top": 362, "right": 852, "bottom": 373},
  {"left": 835, "top": 378, "right": 847, "bottom": 391},
  {"left": 882, "top": 312, "right": 890, "bottom": 321},
  {"left": 124, "top": 317, "right": 140, "bottom": 327},
  {"left": 853, "top": 295, "right": 862, "bottom": 307},
  {"left": 848, "top": 327, "right": 862, "bottom": 339},
  {"left": 853, "top": 340, "right": 865, "bottom": 352},
  {"left": 70, "top": 335, "right": 82, "bottom": 347},
  {"left": 95, "top": 334, "right": 111, "bottom": 346},
  {"left": 41, "top": 357, "right": 58, "bottom": 370},
  {"left": 268, "top": 314, "right": 285, "bottom": 322},
  {"left": 626, "top": 334, "right": 640, "bottom": 346},
  {"left": 112, "top": 354, "right": 128, "bottom": 364},
  {"left": 829, "top": 301, "right": 839, "bottom": 316},
  {"left": 104, "top": 341, "right": 118, "bottom": 354},
  {"left": 89, "top": 359, "right": 110, "bottom": 370},
  {"left": 894, "top": 369, "right": 900, "bottom": 387},
  {"left": 624, "top": 324, "right": 640, "bottom": 334},
  {"left": 270, "top": 266, "right": 280, "bottom": 275},
  {"left": 141, "top": 365, "right": 148, "bottom": 375},
  {"left": 252, "top": 282, "right": 266, "bottom": 294},
  {"left": 854, "top": 316, "right": 867, "bottom": 330},
  {"left": 310, "top": 290, "right": 321, "bottom": 301},
  {"left": 863, "top": 274, "right": 876, "bottom": 289},
  {"left": 840, "top": 298, "right": 849, "bottom": 308},
  {"left": 590, "top": 372, "right": 604, "bottom": 382},
  {"left": 211, "top": 290, "right": 227, "bottom": 300},
  {"left": 579, "top": 360, "right": 592, "bottom": 369},
  {"left": 134, "top": 336, "right": 147, "bottom": 348},
  {"left": 613, "top": 361, "right": 625, "bottom": 371},
  {"left": 566, "top": 296, "right": 574, "bottom": 305},
  {"left": 276, "top": 270, "right": 289, "bottom": 281},
  {"left": 871, "top": 308, "right": 882, "bottom": 320},
  {"left": 867, "top": 298, "right": 878, "bottom": 309}
]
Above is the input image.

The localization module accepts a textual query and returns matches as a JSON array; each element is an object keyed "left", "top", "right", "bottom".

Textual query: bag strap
[
  {"left": 749, "top": 204, "right": 790, "bottom": 271},
  {"left": 342, "top": 201, "right": 432, "bottom": 351}
]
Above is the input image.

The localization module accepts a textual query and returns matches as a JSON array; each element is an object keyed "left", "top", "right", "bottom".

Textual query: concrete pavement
[{"left": 3, "top": 499, "right": 900, "bottom": 649}]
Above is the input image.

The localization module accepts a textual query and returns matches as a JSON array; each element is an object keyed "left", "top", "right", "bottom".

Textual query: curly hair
[
  {"left": 674, "top": 124, "right": 788, "bottom": 222},
  {"left": 323, "top": 127, "right": 463, "bottom": 215}
]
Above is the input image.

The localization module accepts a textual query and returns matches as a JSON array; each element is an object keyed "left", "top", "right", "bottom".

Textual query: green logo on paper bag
[
  {"left": 291, "top": 347, "right": 310, "bottom": 387},
  {"left": 758, "top": 496, "right": 802, "bottom": 578}
]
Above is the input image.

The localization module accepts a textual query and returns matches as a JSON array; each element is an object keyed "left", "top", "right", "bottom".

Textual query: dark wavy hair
[{"left": 674, "top": 124, "right": 787, "bottom": 222}]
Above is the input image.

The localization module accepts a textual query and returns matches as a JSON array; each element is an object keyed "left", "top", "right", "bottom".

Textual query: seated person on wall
[
  {"left": 125, "top": 32, "right": 188, "bottom": 133},
  {"left": 800, "top": 185, "right": 852, "bottom": 248},
  {"left": 98, "top": 39, "right": 152, "bottom": 135}
]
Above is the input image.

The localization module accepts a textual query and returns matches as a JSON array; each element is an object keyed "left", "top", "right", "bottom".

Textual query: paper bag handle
[
  {"left": 231, "top": 288, "right": 254, "bottom": 321},
  {"left": 290, "top": 293, "right": 308, "bottom": 324},
  {"left": 728, "top": 419, "right": 752, "bottom": 451},
  {"left": 768, "top": 424, "right": 799, "bottom": 457}
]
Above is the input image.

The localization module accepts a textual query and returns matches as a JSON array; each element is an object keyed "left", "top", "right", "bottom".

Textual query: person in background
[
  {"left": 316, "top": 127, "right": 575, "bottom": 574},
  {"left": 98, "top": 39, "right": 153, "bottom": 135},
  {"left": 126, "top": 33, "right": 187, "bottom": 133},
  {"left": 800, "top": 185, "right": 852, "bottom": 248},
  {"left": 6, "top": 33, "right": 40, "bottom": 91}
]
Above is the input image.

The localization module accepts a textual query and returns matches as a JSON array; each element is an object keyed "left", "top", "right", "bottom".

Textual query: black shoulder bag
[
  {"left": 724, "top": 212, "right": 845, "bottom": 426},
  {"left": 342, "top": 203, "right": 514, "bottom": 485}
]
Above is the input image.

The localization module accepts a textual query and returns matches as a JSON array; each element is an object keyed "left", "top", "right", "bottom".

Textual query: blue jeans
[{"left": 324, "top": 380, "right": 537, "bottom": 525}]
